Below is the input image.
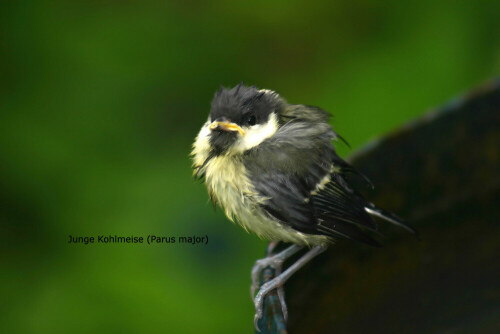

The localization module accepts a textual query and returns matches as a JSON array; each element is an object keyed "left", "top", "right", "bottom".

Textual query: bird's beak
[{"left": 209, "top": 121, "right": 246, "bottom": 136}]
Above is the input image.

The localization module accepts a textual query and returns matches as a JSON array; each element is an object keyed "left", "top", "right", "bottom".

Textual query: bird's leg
[
  {"left": 251, "top": 243, "right": 303, "bottom": 327},
  {"left": 265, "top": 241, "right": 288, "bottom": 321},
  {"left": 250, "top": 244, "right": 303, "bottom": 299},
  {"left": 266, "top": 241, "right": 280, "bottom": 256},
  {"left": 254, "top": 245, "right": 328, "bottom": 330}
]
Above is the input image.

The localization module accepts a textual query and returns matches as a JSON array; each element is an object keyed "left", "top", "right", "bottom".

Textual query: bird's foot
[
  {"left": 251, "top": 244, "right": 303, "bottom": 331},
  {"left": 250, "top": 254, "right": 284, "bottom": 299},
  {"left": 251, "top": 243, "right": 302, "bottom": 298},
  {"left": 253, "top": 274, "right": 287, "bottom": 331},
  {"left": 249, "top": 241, "right": 280, "bottom": 299},
  {"left": 252, "top": 245, "right": 328, "bottom": 331}
]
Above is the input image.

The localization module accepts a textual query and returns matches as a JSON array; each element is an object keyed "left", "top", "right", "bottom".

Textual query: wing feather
[{"left": 243, "top": 105, "right": 413, "bottom": 246}]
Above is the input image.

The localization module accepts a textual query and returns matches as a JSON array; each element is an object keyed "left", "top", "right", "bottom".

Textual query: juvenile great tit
[{"left": 191, "top": 83, "right": 416, "bottom": 329}]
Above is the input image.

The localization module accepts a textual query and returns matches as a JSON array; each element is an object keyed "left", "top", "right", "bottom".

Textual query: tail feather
[{"left": 364, "top": 206, "right": 418, "bottom": 236}]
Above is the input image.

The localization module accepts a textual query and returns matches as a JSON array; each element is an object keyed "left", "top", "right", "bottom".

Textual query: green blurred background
[{"left": 1, "top": 1, "right": 499, "bottom": 333}]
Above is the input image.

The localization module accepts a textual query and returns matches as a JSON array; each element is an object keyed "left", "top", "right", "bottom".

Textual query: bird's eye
[{"left": 247, "top": 115, "right": 257, "bottom": 126}]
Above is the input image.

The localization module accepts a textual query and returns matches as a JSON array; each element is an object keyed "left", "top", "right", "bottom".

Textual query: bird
[{"left": 191, "top": 83, "right": 416, "bottom": 330}]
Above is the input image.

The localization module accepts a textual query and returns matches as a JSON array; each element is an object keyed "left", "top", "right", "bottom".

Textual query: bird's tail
[{"left": 364, "top": 205, "right": 418, "bottom": 236}]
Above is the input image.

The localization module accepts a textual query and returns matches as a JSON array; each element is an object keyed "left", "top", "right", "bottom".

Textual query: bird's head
[{"left": 194, "top": 83, "right": 285, "bottom": 161}]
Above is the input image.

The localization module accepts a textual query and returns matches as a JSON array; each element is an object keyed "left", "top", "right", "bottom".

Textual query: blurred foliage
[{"left": 0, "top": 0, "right": 499, "bottom": 333}]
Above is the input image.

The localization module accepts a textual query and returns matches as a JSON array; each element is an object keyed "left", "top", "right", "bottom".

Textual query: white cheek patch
[
  {"left": 191, "top": 120, "right": 211, "bottom": 167},
  {"left": 230, "top": 113, "right": 279, "bottom": 154}
]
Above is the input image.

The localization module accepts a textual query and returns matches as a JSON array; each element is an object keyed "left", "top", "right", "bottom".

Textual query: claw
[
  {"left": 254, "top": 312, "right": 262, "bottom": 332},
  {"left": 254, "top": 278, "right": 282, "bottom": 329},
  {"left": 253, "top": 286, "right": 265, "bottom": 328},
  {"left": 277, "top": 286, "right": 288, "bottom": 322},
  {"left": 253, "top": 276, "right": 288, "bottom": 331}
]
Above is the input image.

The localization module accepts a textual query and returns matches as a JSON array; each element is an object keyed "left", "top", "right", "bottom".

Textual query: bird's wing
[{"left": 243, "top": 118, "right": 381, "bottom": 246}]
